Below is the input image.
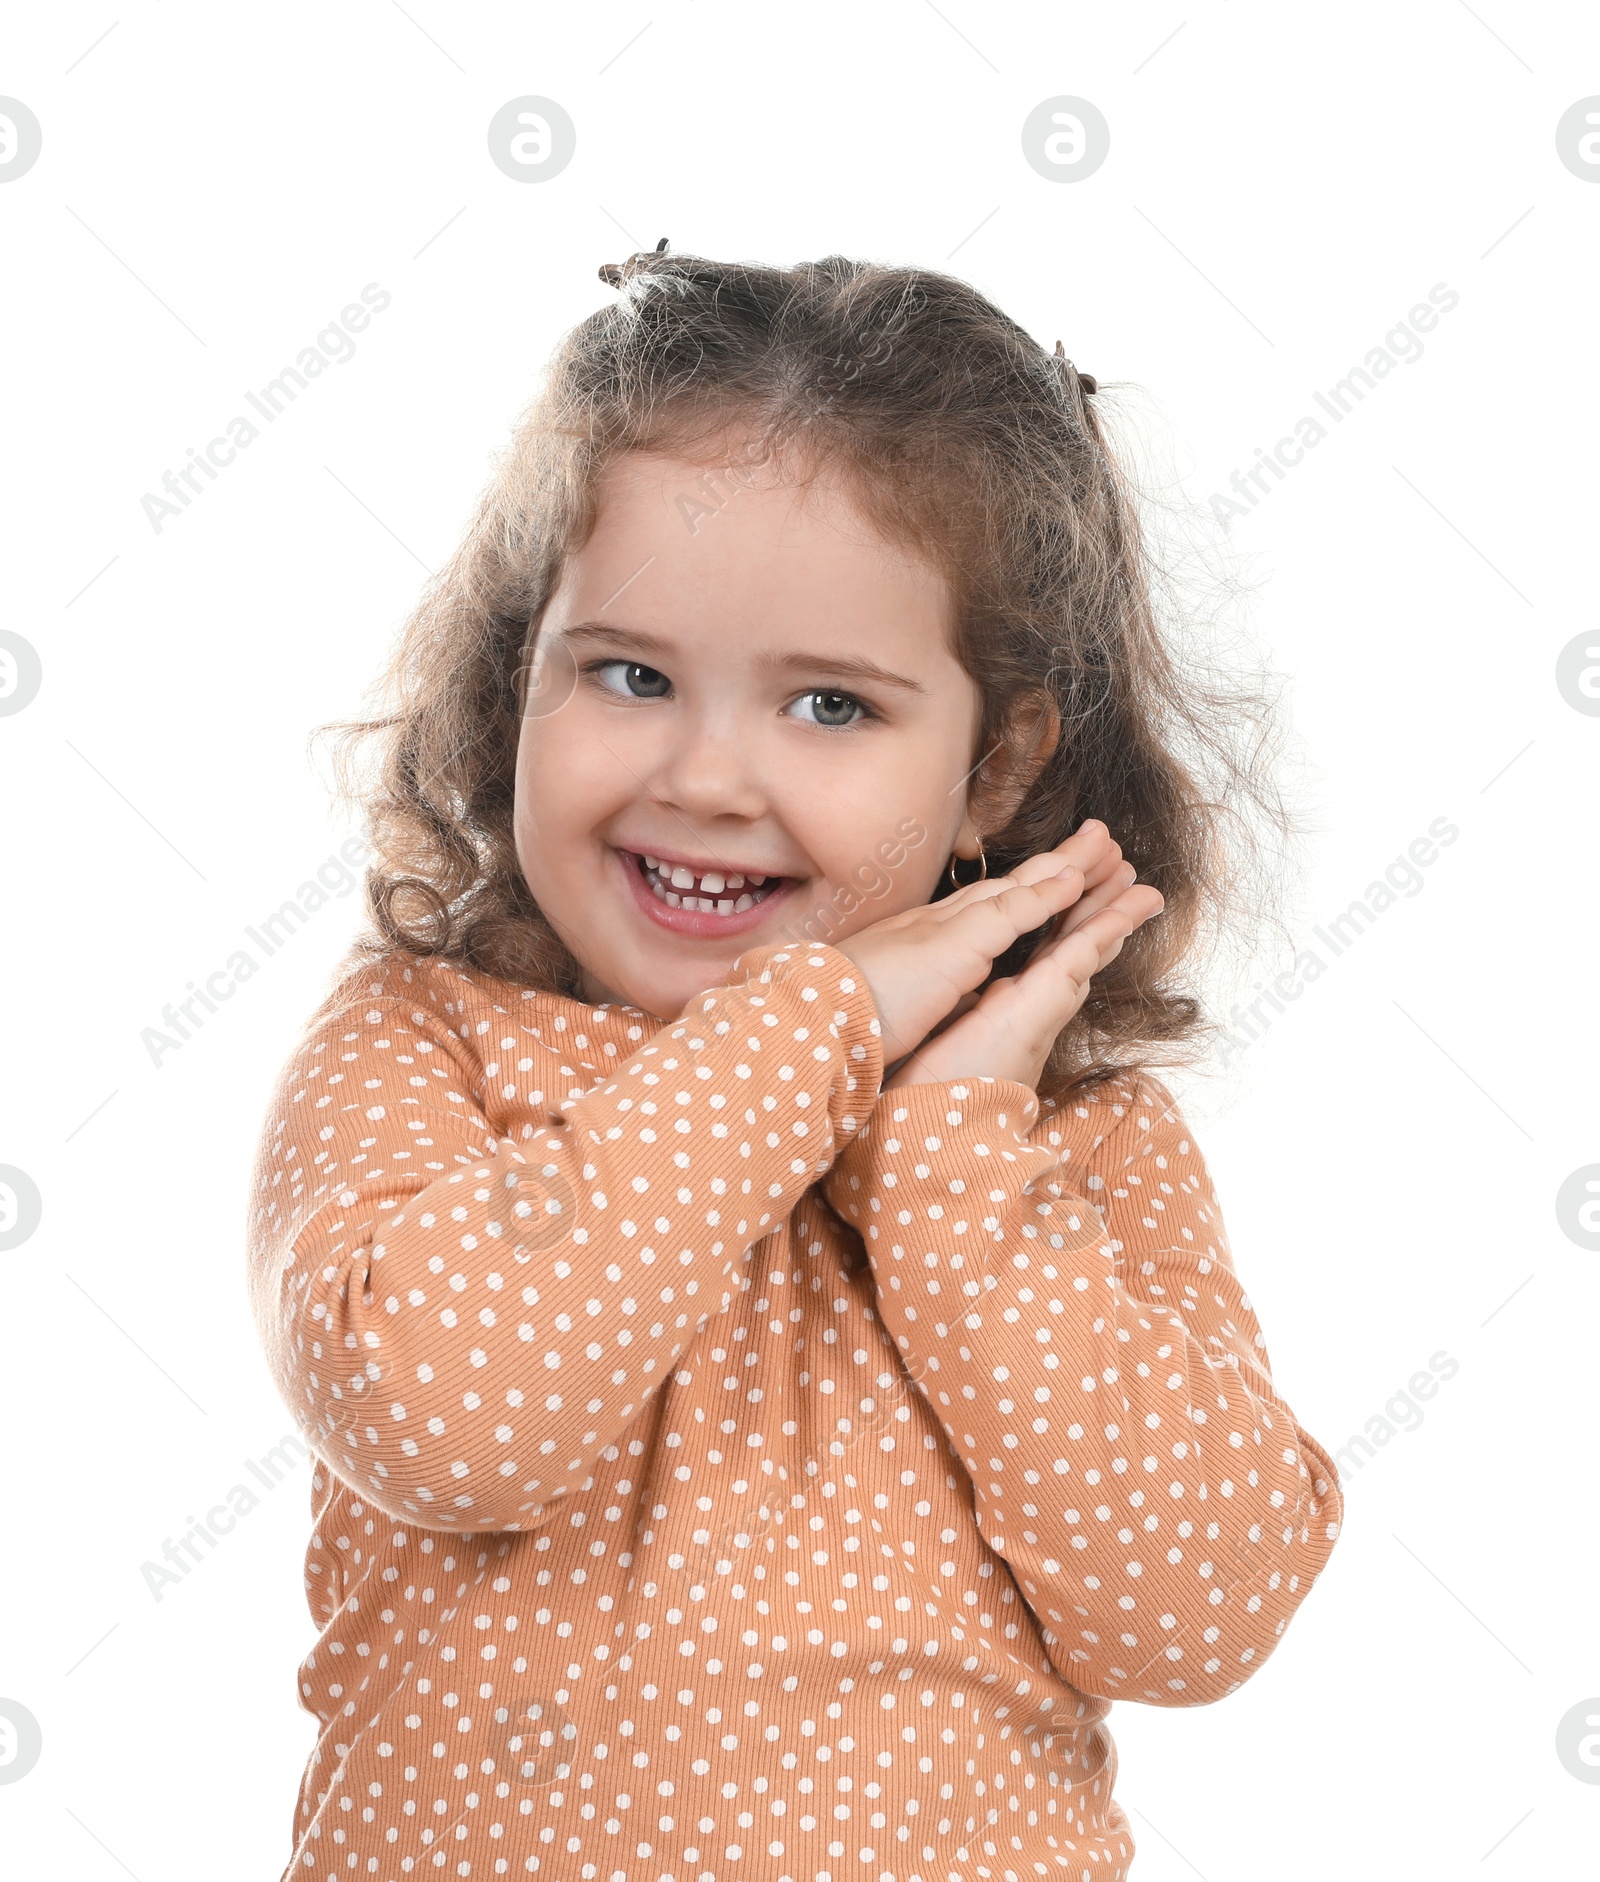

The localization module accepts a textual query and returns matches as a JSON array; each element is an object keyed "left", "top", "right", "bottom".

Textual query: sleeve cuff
[
  {"left": 724, "top": 939, "right": 887, "bottom": 1139},
  {"left": 820, "top": 1073, "right": 1047, "bottom": 1227}
]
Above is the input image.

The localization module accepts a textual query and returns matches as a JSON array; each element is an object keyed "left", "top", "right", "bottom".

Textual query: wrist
[
  {"left": 722, "top": 938, "right": 887, "bottom": 1130},
  {"left": 884, "top": 1042, "right": 1047, "bottom": 1094},
  {"left": 819, "top": 1072, "right": 1050, "bottom": 1233},
  {"left": 864, "top": 1075, "right": 1044, "bottom": 1169}
]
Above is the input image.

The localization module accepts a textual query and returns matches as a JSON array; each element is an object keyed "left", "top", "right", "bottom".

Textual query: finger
[
  {"left": 933, "top": 856, "right": 1081, "bottom": 920},
  {"left": 1015, "top": 842, "right": 1146, "bottom": 961},
  {"left": 935, "top": 846, "right": 1113, "bottom": 925},
  {"left": 1033, "top": 889, "right": 1161, "bottom": 974},
  {"left": 936, "top": 931, "right": 1102, "bottom": 1071},
  {"left": 989, "top": 914, "right": 1124, "bottom": 1039},
  {"left": 935, "top": 821, "right": 1122, "bottom": 917},
  {"left": 1004, "top": 823, "right": 1123, "bottom": 893},
  {"left": 938, "top": 869, "right": 1095, "bottom": 956},
  {"left": 1104, "top": 882, "right": 1165, "bottom": 934},
  {"left": 1051, "top": 859, "right": 1139, "bottom": 936}
]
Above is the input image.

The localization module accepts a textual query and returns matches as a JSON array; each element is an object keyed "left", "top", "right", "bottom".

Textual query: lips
[{"left": 616, "top": 848, "right": 798, "bottom": 937}]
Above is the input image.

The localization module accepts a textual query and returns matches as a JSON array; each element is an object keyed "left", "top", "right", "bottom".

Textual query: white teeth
[
  {"left": 700, "top": 872, "right": 725, "bottom": 894},
  {"left": 642, "top": 859, "right": 776, "bottom": 918}
]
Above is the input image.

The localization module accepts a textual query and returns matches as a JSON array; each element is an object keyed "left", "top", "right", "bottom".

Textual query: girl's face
[{"left": 514, "top": 444, "right": 984, "bottom": 1020}]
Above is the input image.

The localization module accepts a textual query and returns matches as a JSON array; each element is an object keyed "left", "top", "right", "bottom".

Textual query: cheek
[
  {"left": 778, "top": 735, "right": 946, "bottom": 840},
  {"left": 514, "top": 722, "right": 602, "bottom": 858},
  {"left": 807, "top": 805, "right": 952, "bottom": 916},
  {"left": 875, "top": 827, "right": 948, "bottom": 909}
]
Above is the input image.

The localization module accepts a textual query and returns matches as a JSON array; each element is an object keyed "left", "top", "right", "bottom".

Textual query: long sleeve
[
  {"left": 246, "top": 942, "right": 884, "bottom": 1532},
  {"left": 820, "top": 1068, "right": 1343, "bottom": 1706}
]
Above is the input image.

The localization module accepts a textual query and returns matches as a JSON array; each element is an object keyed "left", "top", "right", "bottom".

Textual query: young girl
[{"left": 248, "top": 243, "right": 1342, "bottom": 1882}]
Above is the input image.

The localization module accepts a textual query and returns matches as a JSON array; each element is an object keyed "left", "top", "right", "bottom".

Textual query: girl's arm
[
  {"left": 247, "top": 942, "right": 883, "bottom": 1532},
  {"left": 820, "top": 1070, "right": 1343, "bottom": 1706}
]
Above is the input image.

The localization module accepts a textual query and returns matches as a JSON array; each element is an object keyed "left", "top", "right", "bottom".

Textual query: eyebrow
[
  {"left": 555, "top": 619, "right": 929, "bottom": 694},
  {"left": 557, "top": 621, "right": 679, "bottom": 658}
]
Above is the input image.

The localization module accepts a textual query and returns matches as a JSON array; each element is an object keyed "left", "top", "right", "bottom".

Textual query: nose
[{"left": 641, "top": 701, "right": 770, "bottom": 826}]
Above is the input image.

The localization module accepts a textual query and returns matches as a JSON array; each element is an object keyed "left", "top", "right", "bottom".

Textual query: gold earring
[{"left": 946, "top": 836, "right": 988, "bottom": 890}]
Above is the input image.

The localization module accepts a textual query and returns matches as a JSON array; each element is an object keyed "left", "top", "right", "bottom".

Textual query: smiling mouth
[{"left": 630, "top": 852, "right": 790, "bottom": 916}]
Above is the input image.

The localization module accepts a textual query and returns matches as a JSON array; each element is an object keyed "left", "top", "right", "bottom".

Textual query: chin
[
  {"left": 663, "top": 945, "right": 769, "bottom": 1016},
  {"left": 645, "top": 964, "right": 733, "bottom": 1020}
]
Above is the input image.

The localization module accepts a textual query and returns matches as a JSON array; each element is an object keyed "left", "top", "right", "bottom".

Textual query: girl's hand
[
  {"left": 881, "top": 879, "right": 1163, "bottom": 1092},
  {"left": 832, "top": 820, "right": 1143, "bottom": 1069}
]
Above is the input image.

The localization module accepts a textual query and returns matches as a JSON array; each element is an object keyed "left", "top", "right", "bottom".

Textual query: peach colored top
[{"left": 247, "top": 940, "right": 1342, "bottom": 1882}]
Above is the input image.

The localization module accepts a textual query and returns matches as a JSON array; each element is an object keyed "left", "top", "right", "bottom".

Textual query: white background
[{"left": 1, "top": 3, "right": 1595, "bottom": 1876}]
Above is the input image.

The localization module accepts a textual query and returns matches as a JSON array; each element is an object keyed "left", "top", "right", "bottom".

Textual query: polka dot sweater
[{"left": 247, "top": 940, "right": 1343, "bottom": 1882}]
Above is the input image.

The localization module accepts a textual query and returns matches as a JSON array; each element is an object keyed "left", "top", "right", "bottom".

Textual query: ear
[{"left": 962, "top": 690, "right": 1061, "bottom": 845}]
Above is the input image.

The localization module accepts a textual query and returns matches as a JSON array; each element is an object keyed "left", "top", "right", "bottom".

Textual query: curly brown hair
[{"left": 317, "top": 241, "right": 1306, "bottom": 1106}]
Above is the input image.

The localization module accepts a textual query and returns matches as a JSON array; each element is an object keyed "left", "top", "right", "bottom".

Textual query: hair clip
[
  {"left": 1053, "top": 338, "right": 1097, "bottom": 395},
  {"left": 598, "top": 235, "right": 670, "bottom": 289}
]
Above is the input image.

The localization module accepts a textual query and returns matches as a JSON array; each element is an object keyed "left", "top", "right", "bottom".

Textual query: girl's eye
[
  {"left": 591, "top": 659, "right": 672, "bottom": 699},
  {"left": 789, "top": 689, "right": 869, "bottom": 729}
]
